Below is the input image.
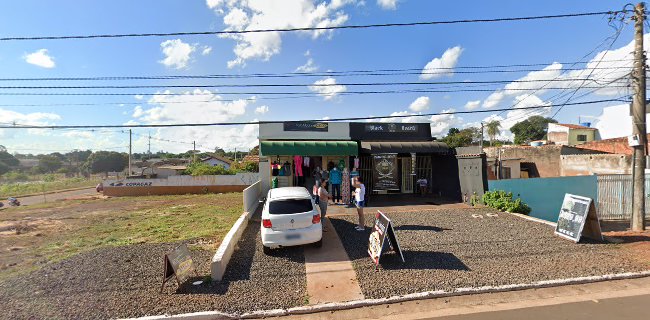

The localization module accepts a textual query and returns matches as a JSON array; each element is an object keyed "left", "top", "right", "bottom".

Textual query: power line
[
  {"left": 0, "top": 98, "right": 626, "bottom": 129},
  {"left": 0, "top": 10, "right": 625, "bottom": 41},
  {"left": 0, "top": 61, "right": 633, "bottom": 82},
  {"left": 0, "top": 86, "right": 630, "bottom": 96},
  {"left": 0, "top": 77, "right": 627, "bottom": 90}
]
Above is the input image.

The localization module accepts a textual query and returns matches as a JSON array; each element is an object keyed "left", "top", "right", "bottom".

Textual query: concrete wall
[
  {"left": 501, "top": 159, "right": 521, "bottom": 179},
  {"left": 488, "top": 175, "right": 598, "bottom": 222},
  {"left": 259, "top": 122, "right": 350, "bottom": 140},
  {"left": 484, "top": 145, "right": 601, "bottom": 178},
  {"left": 568, "top": 129, "right": 597, "bottom": 146},
  {"left": 243, "top": 180, "right": 262, "bottom": 213},
  {"left": 102, "top": 173, "right": 259, "bottom": 196},
  {"left": 561, "top": 154, "right": 632, "bottom": 176},
  {"left": 576, "top": 135, "right": 650, "bottom": 155}
]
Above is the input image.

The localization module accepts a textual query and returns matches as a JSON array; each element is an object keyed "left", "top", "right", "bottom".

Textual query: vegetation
[
  {"left": 37, "top": 155, "right": 63, "bottom": 173},
  {"left": 510, "top": 116, "right": 558, "bottom": 145},
  {"left": 183, "top": 160, "right": 258, "bottom": 176},
  {"left": 486, "top": 120, "right": 502, "bottom": 147},
  {"left": 0, "top": 193, "right": 243, "bottom": 279},
  {"left": 0, "top": 176, "right": 99, "bottom": 198},
  {"left": 84, "top": 151, "right": 128, "bottom": 176},
  {"left": 481, "top": 190, "right": 531, "bottom": 214},
  {"left": 441, "top": 127, "right": 482, "bottom": 148}
]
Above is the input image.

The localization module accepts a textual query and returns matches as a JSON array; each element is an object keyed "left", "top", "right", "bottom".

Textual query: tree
[
  {"left": 249, "top": 145, "right": 260, "bottom": 156},
  {"left": 37, "top": 155, "right": 63, "bottom": 173},
  {"left": 486, "top": 120, "right": 502, "bottom": 147},
  {"left": 0, "top": 161, "right": 9, "bottom": 175},
  {"left": 510, "top": 116, "right": 558, "bottom": 145},
  {"left": 0, "top": 150, "right": 19, "bottom": 167},
  {"left": 442, "top": 127, "right": 481, "bottom": 148},
  {"left": 84, "top": 151, "right": 128, "bottom": 176}
]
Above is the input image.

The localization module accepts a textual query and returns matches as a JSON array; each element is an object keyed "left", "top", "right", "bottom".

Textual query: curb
[
  {"left": 507, "top": 212, "right": 557, "bottom": 227},
  {"left": 122, "top": 270, "right": 650, "bottom": 320}
]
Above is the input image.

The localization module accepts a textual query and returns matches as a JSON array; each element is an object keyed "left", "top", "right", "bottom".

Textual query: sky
[{"left": 0, "top": 0, "right": 644, "bottom": 155}]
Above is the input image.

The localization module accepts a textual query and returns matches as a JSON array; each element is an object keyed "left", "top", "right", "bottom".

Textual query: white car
[{"left": 261, "top": 187, "right": 322, "bottom": 254}]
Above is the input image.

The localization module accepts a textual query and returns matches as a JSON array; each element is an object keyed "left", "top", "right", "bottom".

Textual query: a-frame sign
[{"left": 368, "top": 210, "right": 405, "bottom": 268}]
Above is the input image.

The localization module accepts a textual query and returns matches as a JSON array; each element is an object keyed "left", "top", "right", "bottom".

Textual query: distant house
[
  {"left": 155, "top": 165, "right": 187, "bottom": 178},
  {"left": 547, "top": 123, "right": 599, "bottom": 146},
  {"left": 241, "top": 154, "right": 259, "bottom": 163},
  {"left": 201, "top": 155, "right": 233, "bottom": 169}
]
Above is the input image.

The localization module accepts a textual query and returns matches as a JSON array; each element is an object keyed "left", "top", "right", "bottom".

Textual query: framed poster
[
  {"left": 554, "top": 194, "right": 603, "bottom": 243},
  {"left": 368, "top": 211, "right": 405, "bottom": 267},
  {"left": 373, "top": 154, "right": 399, "bottom": 191}
]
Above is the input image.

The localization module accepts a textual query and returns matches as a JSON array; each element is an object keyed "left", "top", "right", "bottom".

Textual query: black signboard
[
  {"left": 283, "top": 121, "right": 329, "bottom": 132},
  {"left": 160, "top": 244, "right": 197, "bottom": 292},
  {"left": 368, "top": 211, "right": 405, "bottom": 267},
  {"left": 350, "top": 122, "right": 432, "bottom": 141},
  {"left": 555, "top": 194, "right": 603, "bottom": 243},
  {"left": 373, "top": 154, "right": 399, "bottom": 190}
]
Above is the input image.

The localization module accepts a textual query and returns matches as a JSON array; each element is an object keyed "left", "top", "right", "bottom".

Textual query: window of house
[{"left": 577, "top": 134, "right": 588, "bottom": 142}]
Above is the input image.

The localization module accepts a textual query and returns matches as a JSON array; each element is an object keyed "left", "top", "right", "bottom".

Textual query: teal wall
[{"left": 488, "top": 176, "right": 598, "bottom": 222}]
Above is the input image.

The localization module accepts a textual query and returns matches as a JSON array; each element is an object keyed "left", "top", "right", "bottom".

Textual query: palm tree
[{"left": 486, "top": 120, "right": 501, "bottom": 147}]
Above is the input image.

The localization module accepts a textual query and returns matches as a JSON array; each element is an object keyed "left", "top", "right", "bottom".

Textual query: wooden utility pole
[
  {"left": 193, "top": 141, "right": 196, "bottom": 163},
  {"left": 631, "top": 2, "right": 647, "bottom": 231},
  {"left": 480, "top": 122, "right": 484, "bottom": 151},
  {"left": 128, "top": 129, "right": 132, "bottom": 177}
]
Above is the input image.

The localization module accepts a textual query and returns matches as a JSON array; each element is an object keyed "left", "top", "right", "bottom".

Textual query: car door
[{"left": 267, "top": 197, "right": 316, "bottom": 230}]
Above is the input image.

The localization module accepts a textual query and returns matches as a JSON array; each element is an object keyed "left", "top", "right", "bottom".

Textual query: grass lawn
[
  {"left": 0, "top": 177, "right": 100, "bottom": 198},
  {"left": 0, "top": 193, "right": 243, "bottom": 280}
]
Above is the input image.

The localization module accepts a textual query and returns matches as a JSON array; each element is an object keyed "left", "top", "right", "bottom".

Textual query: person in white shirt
[
  {"left": 416, "top": 177, "right": 428, "bottom": 197},
  {"left": 352, "top": 176, "right": 366, "bottom": 231},
  {"left": 318, "top": 179, "right": 333, "bottom": 232}
]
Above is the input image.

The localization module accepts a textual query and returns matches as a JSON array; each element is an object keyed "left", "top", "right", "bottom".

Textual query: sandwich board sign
[
  {"left": 554, "top": 194, "right": 603, "bottom": 243},
  {"left": 160, "top": 243, "right": 197, "bottom": 292},
  {"left": 368, "top": 211, "right": 405, "bottom": 268}
]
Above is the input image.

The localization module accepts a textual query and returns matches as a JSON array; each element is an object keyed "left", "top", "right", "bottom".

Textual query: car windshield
[{"left": 268, "top": 199, "right": 313, "bottom": 215}]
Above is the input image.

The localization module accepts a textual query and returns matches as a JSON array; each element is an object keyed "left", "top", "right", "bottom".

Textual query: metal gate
[
  {"left": 415, "top": 155, "right": 433, "bottom": 194},
  {"left": 401, "top": 157, "right": 414, "bottom": 193},
  {"left": 597, "top": 174, "right": 650, "bottom": 220}
]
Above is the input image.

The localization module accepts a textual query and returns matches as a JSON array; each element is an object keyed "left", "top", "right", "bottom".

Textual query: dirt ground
[{"left": 0, "top": 193, "right": 243, "bottom": 280}]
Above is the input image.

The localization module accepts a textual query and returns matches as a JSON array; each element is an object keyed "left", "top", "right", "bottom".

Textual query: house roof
[
  {"left": 156, "top": 165, "right": 187, "bottom": 170},
  {"left": 552, "top": 123, "right": 598, "bottom": 130},
  {"left": 242, "top": 154, "right": 260, "bottom": 163},
  {"left": 201, "top": 154, "right": 233, "bottom": 164}
]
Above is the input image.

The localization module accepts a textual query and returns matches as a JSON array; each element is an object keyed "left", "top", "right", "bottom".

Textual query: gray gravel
[
  {"left": 331, "top": 208, "right": 648, "bottom": 299},
  {"left": 0, "top": 221, "right": 307, "bottom": 319}
]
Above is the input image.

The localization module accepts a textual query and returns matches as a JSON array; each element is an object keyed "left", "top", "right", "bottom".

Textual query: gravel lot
[
  {"left": 0, "top": 220, "right": 307, "bottom": 319},
  {"left": 331, "top": 208, "right": 649, "bottom": 299}
]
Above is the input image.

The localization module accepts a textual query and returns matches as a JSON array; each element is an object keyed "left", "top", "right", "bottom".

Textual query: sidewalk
[{"left": 280, "top": 273, "right": 650, "bottom": 319}]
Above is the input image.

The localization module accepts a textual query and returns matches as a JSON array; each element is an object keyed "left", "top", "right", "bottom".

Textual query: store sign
[
  {"left": 368, "top": 211, "right": 404, "bottom": 267},
  {"left": 283, "top": 121, "right": 329, "bottom": 132},
  {"left": 555, "top": 194, "right": 603, "bottom": 243},
  {"left": 373, "top": 154, "right": 398, "bottom": 190},
  {"left": 160, "top": 244, "right": 196, "bottom": 292},
  {"left": 364, "top": 123, "right": 418, "bottom": 133}
]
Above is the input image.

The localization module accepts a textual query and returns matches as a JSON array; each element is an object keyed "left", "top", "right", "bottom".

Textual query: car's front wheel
[
  {"left": 263, "top": 245, "right": 272, "bottom": 255},
  {"left": 313, "top": 239, "right": 323, "bottom": 248}
]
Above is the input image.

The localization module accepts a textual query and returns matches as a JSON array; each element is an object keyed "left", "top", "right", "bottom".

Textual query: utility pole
[
  {"left": 147, "top": 132, "right": 151, "bottom": 155},
  {"left": 193, "top": 141, "right": 196, "bottom": 163},
  {"left": 631, "top": 2, "right": 647, "bottom": 231},
  {"left": 128, "top": 129, "right": 132, "bottom": 177},
  {"left": 234, "top": 148, "right": 237, "bottom": 162}
]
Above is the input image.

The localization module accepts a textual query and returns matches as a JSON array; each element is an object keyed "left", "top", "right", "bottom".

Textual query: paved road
[
  {"left": 429, "top": 294, "right": 650, "bottom": 320},
  {"left": 1, "top": 187, "right": 97, "bottom": 207}
]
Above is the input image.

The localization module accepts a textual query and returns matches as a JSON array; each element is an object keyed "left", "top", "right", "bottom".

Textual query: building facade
[{"left": 547, "top": 123, "right": 599, "bottom": 146}]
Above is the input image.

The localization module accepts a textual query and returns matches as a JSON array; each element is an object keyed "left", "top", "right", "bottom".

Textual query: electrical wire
[{"left": 0, "top": 10, "right": 626, "bottom": 41}]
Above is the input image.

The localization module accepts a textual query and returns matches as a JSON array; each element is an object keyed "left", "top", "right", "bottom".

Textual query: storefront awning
[
  {"left": 360, "top": 141, "right": 449, "bottom": 154},
  {"left": 260, "top": 140, "right": 358, "bottom": 156}
]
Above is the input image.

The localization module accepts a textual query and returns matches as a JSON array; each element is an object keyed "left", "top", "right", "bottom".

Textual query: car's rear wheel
[
  {"left": 263, "top": 245, "right": 272, "bottom": 255},
  {"left": 313, "top": 239, "right": 323, "bottom": 248}
]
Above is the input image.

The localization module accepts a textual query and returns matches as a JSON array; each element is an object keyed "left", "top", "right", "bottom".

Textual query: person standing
[
  {"left": 352, "top": 176, "right": 366, "bottom": 231},
  {"left": 416, "top": 177, "right": 428, "bottom": 197},
  {"left": 329, "top": 167, "right": 342, "bottom": 204},
  {"left": 318, "top": 179, "right": 332, "bottom": 232}
]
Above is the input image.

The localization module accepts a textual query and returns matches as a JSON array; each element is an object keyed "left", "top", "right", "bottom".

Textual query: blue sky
[{"left": 0, "top": 0, "right": 640, "bottom": 154}]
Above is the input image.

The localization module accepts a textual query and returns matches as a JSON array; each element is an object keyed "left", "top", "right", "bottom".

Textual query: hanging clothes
[
  {"left": 303, "top": 156, "right": 310, "bottom": 167},
  {"left": 342, "top": 168, "right": 351, "bottom": 204},
  {"left": 353, "top": 157, "right": 360, "bottom": 169},
  {"left": 293, "top": 156, "right": 303, "bottom": 177}
]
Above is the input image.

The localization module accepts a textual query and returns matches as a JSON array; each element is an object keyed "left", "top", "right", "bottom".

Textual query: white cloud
[
  {"left": 420, "top": 46, "right": 464, "bottom": 80},
  {"left": 23, "top": 49, "right": 55, "bottom": 68},
  {"left": 593, "top": 104, "right": 648, "bottom": 139},
  {"left": 295, "top": 58, "right": 319, "bottom": 72},
  {"left": 0, "top": 108, "right": 61, "bottom": 139},
  {"left": 159, "top": 39, "right": 196, "bottom": 69},
  {"left": 430, "top": 108, "right": 463, "bottom": 137},
  {"left": 134, "top": 95, "right": 144, "bottom": 100},
  {"left": 482, "top": 91, "right": 505, "bottom": 109},
  {"left": 464, "top": 100, "right": 481, "bottom": 110},
  {"left": 61, "top": 131, "right": 93, "bottom": 139},
  {"left": 503, "top": 63, "right": 563, "bottom": 95},
  {"left": 201, "top": 46, "right": 213, "bottom": 55},
  {"left": 408, "top": 96, "right": 430, "bottom": 112},
  {"left": 132, "top": 105, "right": 144, "bottom": 118},
  {"left": 255, "top": 105, "right": 270, "bottom": 114},
  {"left": 377, "top": 0, "right": 398, "bottom": 10},
  {"left": 309, "top": 77, "right": 347, "bottom": 100},
  {"left": 207, "top": 0, "right": 357, "bottom": 68}
]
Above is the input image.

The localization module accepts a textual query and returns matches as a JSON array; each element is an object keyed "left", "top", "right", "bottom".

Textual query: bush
[
  {"left": 481, "top": 190, "right": 531, "bottom": 215},
  {"left": 183, "top": 162, "right": 235, "bottom": 176},
  {"left": 1, "top": 171, "right": 29, "bottom": 182}
]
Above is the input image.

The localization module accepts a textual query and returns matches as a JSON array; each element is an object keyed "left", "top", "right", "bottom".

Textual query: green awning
[{"left": 260, "top": 140, "right": 358, "bottom": 156}]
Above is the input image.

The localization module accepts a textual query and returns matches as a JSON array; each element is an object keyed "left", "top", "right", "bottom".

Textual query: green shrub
[
  {"left": 481, "top": 190, "right": 531, "bottom": 215},
  {"left": 1, "top": 171, "right": 29, "bottom": 182},
  {"left": 183, "top": 162, "right": 236, "bottom": 176}
]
